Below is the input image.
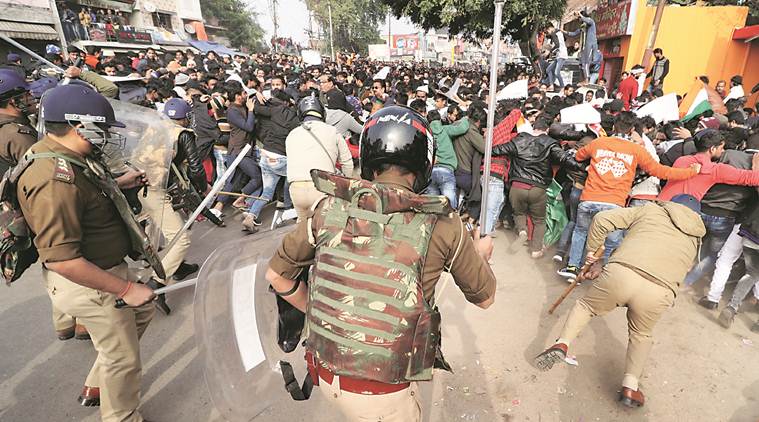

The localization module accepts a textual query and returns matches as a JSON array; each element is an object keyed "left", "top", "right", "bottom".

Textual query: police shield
[
  {"left": 102, "top": 100, "right": 176, "bottom": 268},
  {"left": 194, "top": 227, "right": 309, "bottom": 421}
]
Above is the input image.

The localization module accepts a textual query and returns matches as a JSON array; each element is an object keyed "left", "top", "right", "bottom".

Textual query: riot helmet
[
  {"left": 359, "top": 105, "right": 435, "bottom": 193},
  {"left": 298, "top": 92, "right": 325, "bottom": 121},
  {"left": 40, "top": 84, "right": 125, "bottom": 154},
  {"left": 0, "top": 69, "right": 34, "bottom": 114},
  {"left": 163, "top": 98, "right": 192, "bottom": 120},
  {"left": 28, "top": 77, "right": 57, "bottom": 99}
]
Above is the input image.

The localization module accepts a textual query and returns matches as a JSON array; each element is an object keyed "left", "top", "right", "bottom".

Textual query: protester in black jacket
[
  {"left": 190, "top": 95, "right": 221, "bottom": 161},
  {"left": 492, "top": 120, "right": 584, "bottom": 258}
]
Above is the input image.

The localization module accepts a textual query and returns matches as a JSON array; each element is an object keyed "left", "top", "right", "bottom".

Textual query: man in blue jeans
[
  {"left": 212, "top": 85, "right": 263, "bottom": 217},
  {"left": 558, "top": 112, "right": 700, "bottom": 280},
  {"left": 427, "top": 110, "right": 468, "bottom": 209},
  {"left": 242, "top": 88, "right": 299, "bottom": 230}
]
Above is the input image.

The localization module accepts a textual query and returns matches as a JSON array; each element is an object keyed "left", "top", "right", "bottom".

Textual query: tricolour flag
[{"left": 680, "top": 81, "right": 727, "bottom": 121}]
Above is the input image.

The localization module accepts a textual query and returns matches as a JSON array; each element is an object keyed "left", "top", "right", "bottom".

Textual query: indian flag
[{"left": 680, "top": 81, "right": 727, "bottom": 122}]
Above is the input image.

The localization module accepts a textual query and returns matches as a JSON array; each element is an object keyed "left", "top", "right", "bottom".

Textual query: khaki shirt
[
  {"left": 17, "top": 136, "right": 131, "bottom": 269},
  {"left": 268, "top": 173, "right": 496, "bottom": 304},
  {"left": 285, "top": 121, "right": 354, "bottom": 182},
  {"left": 0, "top": 113, "right": 36, "bottom": 166}
]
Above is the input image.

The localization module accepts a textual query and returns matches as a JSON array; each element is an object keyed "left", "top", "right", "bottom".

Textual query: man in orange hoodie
[{"left": 558, "top": 112, "right": 701, "bottom": 279}]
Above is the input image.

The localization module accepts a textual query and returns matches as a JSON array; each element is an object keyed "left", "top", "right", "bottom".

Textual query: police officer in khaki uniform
[
  {"left": 266, "top": 106, "right": 497, "bottom": 422},
  {"left": 17, "top": 85, "right": 156, "bottom": 421},
  {"left": 535, "top": 194, "right": 705, "bottom": 409},
  {"left": 0, "top": 69, "right": 91, "bottom": 341}
]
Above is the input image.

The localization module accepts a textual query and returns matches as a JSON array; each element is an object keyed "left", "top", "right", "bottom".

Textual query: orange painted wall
[
  {"left": 619, "top": 1, "right": 749, "bottom": 95},
  {"left": 744, "top": 44, "right": 759, "bottom": 108}
]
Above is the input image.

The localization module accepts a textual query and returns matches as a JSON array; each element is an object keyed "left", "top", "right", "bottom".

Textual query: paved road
[{"left": 1, "top": 208, "right": 758, "bottom": 422}]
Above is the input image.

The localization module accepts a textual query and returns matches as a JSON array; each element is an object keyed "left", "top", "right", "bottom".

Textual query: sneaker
[
  {"left": 718, "top": 306, "right": 737, "bottom": 329},
  {"left": 209, "top": 208, "right": 223, "bottom": 219},
  {"left": 697, "top": 296, "right": 718, "bottom": 310},
  {"left": 552, "top": 254, "right": 564, "bottom": 263},
  {"left": 531, "top": 249, "right": 545, "bottom": 259},
  {"left": 557, "top": 266, "right": 579, "bottom": 279}
]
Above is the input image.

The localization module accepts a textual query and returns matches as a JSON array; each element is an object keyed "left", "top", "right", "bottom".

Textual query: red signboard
[
  {"left": 117, "top": 29, "right": 153, "bottom": 44},
  {"left": 391, "top": 34, "right": 419, "bottom": 51},
  {"left": 594, "top": 0, "right": 635, "bottom": 40}
]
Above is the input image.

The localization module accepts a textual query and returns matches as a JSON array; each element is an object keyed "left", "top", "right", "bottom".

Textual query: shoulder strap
[
  {"left": 25, "top": 152, "right": 87, "bottom": 168},
  {"left": 301, "top": 123, "right": 338, "bottom": 174}
]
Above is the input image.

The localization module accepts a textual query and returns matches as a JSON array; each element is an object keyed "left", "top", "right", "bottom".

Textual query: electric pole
[
  {"left": 641, "top": 0, "right": 666, "bottom": 68},
  {"left": 269, "top": 0, "right": 279, "bottom": 52},
  {"left": 387, "top": 12, "right": 392, "bottom": 60},
  {"left": 328, "top": 3, "right": 335, "bottom": 61},
  {"left": 479, "top": 0, "right": 505, "bottom": 235}
]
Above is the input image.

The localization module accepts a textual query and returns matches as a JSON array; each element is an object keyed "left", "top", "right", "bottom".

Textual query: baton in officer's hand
[
  {"left": 115, "top": 277, "right": 198, "bottom": 308},
  {"left": 115, "top": 282, "right": 156, "bottom": 309}
]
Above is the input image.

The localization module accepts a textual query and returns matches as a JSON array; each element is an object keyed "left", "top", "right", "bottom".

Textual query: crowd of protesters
[{"left": 3, "top": 32, "right": 759, "bottom": 333}]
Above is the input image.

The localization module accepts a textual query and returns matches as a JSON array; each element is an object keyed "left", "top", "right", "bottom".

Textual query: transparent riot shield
[
  {"left": 194, "top": 227, "right": 309, "bottom": 421},
  {"left": 102, "top": 100, "right": 176, "bottom": 260}
]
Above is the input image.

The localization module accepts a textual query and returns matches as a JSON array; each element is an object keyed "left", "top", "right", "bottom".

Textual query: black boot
[
  {"left": 146, "top": 278, "right": 171, "bottom": 315},
  {"left": 173, "top": 261, "right": 199, "bottom": 281}
]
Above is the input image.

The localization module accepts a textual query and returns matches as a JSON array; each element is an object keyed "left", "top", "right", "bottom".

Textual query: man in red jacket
[{"left": 618, "top": 71, "right": 638, "bottom": 111}]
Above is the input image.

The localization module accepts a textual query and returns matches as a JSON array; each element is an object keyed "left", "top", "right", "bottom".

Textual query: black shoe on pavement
[
  {"left": 173, "top": 261, "right": 199, "bottom": 281},
  {"left": 698, "top": 296, "right": 718, "bottom": 310}
]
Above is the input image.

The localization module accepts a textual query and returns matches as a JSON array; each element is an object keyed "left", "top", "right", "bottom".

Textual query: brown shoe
[
  {"left": 619, "top": 386, "right": 645, "bottom": 408},
  {"left": 74, "top": 324, "right": 91, "bottom": 341},
  {"left": 534, "top": 343, "right": 568, "bottom": 371},
  {"left": 56, "top": 326, "right": 75, "bottom": 341},
  {"left": 78, "top": 386, "right": 100, "bottom": 407}
]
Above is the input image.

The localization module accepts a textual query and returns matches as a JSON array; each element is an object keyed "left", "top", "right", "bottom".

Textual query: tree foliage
[
  {"left": 381, "top": 0, "right": 566, "bottom": 45},
  {"left": 200, "top": 0, "right": 267, "bottom": 52},
  {"left": 305, "top": 0, "right": 388, "bottom": 54}
]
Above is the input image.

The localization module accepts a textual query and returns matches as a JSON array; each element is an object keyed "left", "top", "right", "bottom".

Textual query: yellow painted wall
[{"left": 621, "top": 1, "right": 748, "bottom": 95}]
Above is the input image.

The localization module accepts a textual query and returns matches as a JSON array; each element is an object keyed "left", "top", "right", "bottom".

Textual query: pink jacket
[{"left": 659, "top": 153, "right": 759, "bottom": 201}]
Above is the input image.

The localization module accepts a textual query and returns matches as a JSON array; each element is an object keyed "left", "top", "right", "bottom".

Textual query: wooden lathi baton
[{"left": 548, "top": 247, "right": 605, "bottom": 315}]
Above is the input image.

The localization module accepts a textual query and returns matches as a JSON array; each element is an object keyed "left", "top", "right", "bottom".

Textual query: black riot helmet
[
  {"left": 360, "top": 105, "right": 435, "bottom": 193},
  {"left": 297, "top": 92, "right": 325, "bottom": 121}
]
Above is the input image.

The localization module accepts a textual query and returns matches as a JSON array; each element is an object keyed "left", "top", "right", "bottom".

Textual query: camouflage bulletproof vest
[{"left": 306, "top": 169, "right": 453, "bottom": 384}]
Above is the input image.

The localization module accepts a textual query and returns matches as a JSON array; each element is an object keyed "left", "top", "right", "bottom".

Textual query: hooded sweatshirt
[{"left": 586, "top": 201, "right": 706, "bottom": 296}]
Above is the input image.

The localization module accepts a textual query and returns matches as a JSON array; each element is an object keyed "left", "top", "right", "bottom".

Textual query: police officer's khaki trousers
[
  {"left": 319, "top": 376, "right": 421, "bottom": 422},
  {"left": 142, "top": 188, "right": 190, "bottom": 281},
  {"left": 52, "top": 303, "right": 75, "bottom": 331},
  {"left": 557, "top": 263, "right": 674, "bottom": 391},
  {"left": 43, "top": 263, "right": 154, "bottom": 422},
  {"left": 289, "top": 181, "right": 325, "bottom": 222}
]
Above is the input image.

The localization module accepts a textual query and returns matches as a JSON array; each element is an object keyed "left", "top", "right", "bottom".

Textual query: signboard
[
  {"left": 117, "top": 29, "right": 153, "bottom": 44},
  {"left": 594, "top": 0, "right": 638, "bottom": 40},
  {"left": 89, "top": 27, "right": 108, "bottom": 42},
  {"left": 392, "top": 34, "right": 419, "bottom": 51}
]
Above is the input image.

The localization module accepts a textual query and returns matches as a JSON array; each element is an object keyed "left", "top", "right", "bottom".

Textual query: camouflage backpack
[
  {"left": 305, "top": 169, "right": 453, "bottom": 384},
  {"left": 0, "top": 152, "right": 85, "bottom": 284}
]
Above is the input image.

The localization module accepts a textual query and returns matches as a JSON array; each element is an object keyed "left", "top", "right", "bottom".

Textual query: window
[{"left": 152, "top": 12, "right": 172, "bottom": 29}]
